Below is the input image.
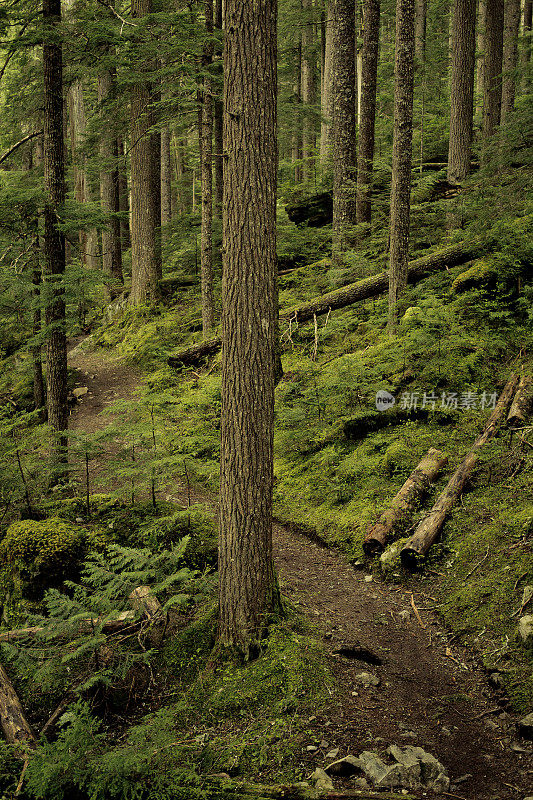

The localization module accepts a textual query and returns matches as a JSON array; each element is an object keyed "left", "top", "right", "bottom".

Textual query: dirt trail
[{"left": 68, "top": 344, "right": 533, "bottom": 800}]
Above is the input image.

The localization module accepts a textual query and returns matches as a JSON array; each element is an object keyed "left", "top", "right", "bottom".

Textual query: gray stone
[
  {"left": 357, "top": 751, "right": 391, "bottom": 784},
  {"left": 309, "top": 768, "right": 334, "bottom": 793},
  {"left": 518, "top": 615, "right": 533, "bottom": 649},
  {"left": 72, "top": 386, "right": 88, "bottom": 398},
  {"left": 325, "top": 748, "right": 339, "bottom": 759},
  {"left": 518, "top": 712, "right": 533, "bottom": 739},
  {"left": 324, "top": 755, "right": 362, "bottom": 776},
  {"left": 354, "top": 671, "right": 381, "bottom": 687}
]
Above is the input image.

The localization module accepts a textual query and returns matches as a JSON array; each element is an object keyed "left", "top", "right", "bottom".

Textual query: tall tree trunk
[
  {"left": 161, "top": 126, "right": 172, "bottom": 230},
  {"left": 218, "top": 0, "right": 280, "bottom": 658},
  {"left": 447, "top": 0, "right": 476, "bottom": 182},
  {"left": 414, "top": 0, "right": 427, "bottom": 60},
  {"left": 43, "top": 0, "right": 68, "bottom": 480},
  {"left": 475, "top": 0, "right": 486, "bottom": 120},
  {"left": 129, "top": 0, "right": 160, "bottom": 306},
  {"left": 387, "top": 0, "right": 415, "bottom": 333},
  {"left": 332, "top": 0, "right": 357, "bottom": 267},
  {"left": 98, "top": 70, "right": 123, "bottom": 295},
  {"left": 292, "top": 42, "right": 303, "bottom": 184},
  {"left": 117, "top": 136, "right": 131, "bottom": 251},
  {"left": 320, "top": 1, "right": 335, "bottom": 165},
  {"left": 301, "top": 0, "right": 317, "bottom": 185},
  {"left": 200, "top": 0, "right": 215, "bottom": 335},
  {"left": 213, "top": 0, "right": 224, "bottom": 217},
  {"left": 31, "top": 135, "right": 46, "bottom": 416},
  {"left": 482, "top": 0, "right": 504, "bottom": 141},
  {"left": 501, "top": 0, "right": 521, "bottom": 119},
  {"left": 356, "top": 0, "right": 380, "bottom": 226},
  {"left": 521, "top": 0, "right": 532, "bottom": 91}
]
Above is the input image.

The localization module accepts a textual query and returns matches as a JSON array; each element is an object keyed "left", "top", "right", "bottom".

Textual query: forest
[{"left": 0, "top": 0, "right": 532, "bottom": 797}]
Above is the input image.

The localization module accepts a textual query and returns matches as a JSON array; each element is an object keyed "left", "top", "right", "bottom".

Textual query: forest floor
[{"left": 67, "top": 342, "right": 533, "bottom": 800}]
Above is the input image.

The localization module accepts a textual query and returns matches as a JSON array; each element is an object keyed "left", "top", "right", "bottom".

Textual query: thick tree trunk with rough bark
[
  {"left": 301, "top": 0, "right": 317, "bottom": 184},
  {"left": 218, "top": 0, "right": 281, "bottom": 658},
  {"left": 356, "top": 0, "right": 380, "bottom": 226},
  {"left": 129, "top": 0, "right": 160, "bottom": 306},
  {"left": 482, "top": 0, "right": 504, "bottom": 141},
  {"left": 43, "top": 0, "right": 68, "bottom": 480},
  {"left": 401, "top": 372, "right": 519, "bottom": 568},
  {"left": 332, "top": 0, "right": 357, "bottom": 266},
  {"left": 501, "top": 0, "right": 521, "bottom": 120},
  {"left": 388, "top": 0, "right": 415, "bottom": 332},
  {"left": 320, "top": 1, "right": 335, "bottom": 164},
  {"left": 168, "top": 239, "right": 487, "bottom": 368},
  {"left": 200, "top": 0, "right": 215, "bottom": 335},
  {"left": 98, "top": 69, "right": 123, "bottom": 295},
  {"left": 364, "top": 449, "right": 448, "bottom": 555},
  {"left": 447, "top": 0, "right": 477, "bottom": 183}
]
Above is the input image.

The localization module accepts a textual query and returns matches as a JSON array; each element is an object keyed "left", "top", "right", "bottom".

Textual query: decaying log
[
  {"left": 507, "top": 373, "right": 533, "bottom": 427},
  {"left": 202, "top": 775, "right": 417, "bottom": 800},
  {"left": 0, "top": 662, "right": 35, "bottom": 748},
  {"left": 0, "top": 611, "right": 135, "bottom": 643},
  {"left": 128, "top": 586, "right": 162, "bottom": 619},
  {"left": 400, "top": 372, "right": 519, "bottom": 568},
  {"left": 364, "top": 448, "right": 448, "bottom": 556},
  {"left": 168, "top": 239, "right": 487, "bottom": 368}
]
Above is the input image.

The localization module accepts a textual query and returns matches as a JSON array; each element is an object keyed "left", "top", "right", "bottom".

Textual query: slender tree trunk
[
  {"left": 292, "top": 42, "right": 303, "bottom": 184},
  {"left": 356, "top": 0, "right": 380, "bottom": 226},
  {"left": 129, "top": 0, "right": 160, "bottom": 306},
  {"left": 161, "top": 126, "right": 172, "bottom": 229},
  {"left": 414, "top": 0, "right": 427, "bottom": 60},
  {"left": 447, "top": 0, "right": 476, "bottom": 182},
  {"left": 482, "top": 0, "right": 504, "bottom": 141},
  {"left": 32, "top": 136, "right": 46, "bottom": 416},
  {"left": 521, "top": 0, "right": 532, "bottom": 90},
  {"left": 117, "top": 136, "right": 131, "bottom": 251},
  {"left": 152, "top": 78, "right": 162, "bottom": 281},
  {"left": 214, "top": 0, "right": 224, "bottom": 217},
  {"left": 476, "top": 0, "right": 486, "bottom": 120},
  {"left": 200, "top": 0, "right": 215, "bottom": 335},
  {"left": 218, "top": 0, "right": 280, "bottom": 658},
  {"left": 301, "top": 0, "right": 317, "bottom": 185},
  {"left": 320, "top": 1, "right": 335, "bottom": 164},
  {"left": 332, "top": 0, "right": 357, "bottom": 266},
  {"left": 43, "top": 0, "right": 68, "bottom": 480},
  {"left": 501, "top": 0, "right": 521, "bottom": 119},
  {"left": 98, "top": 70, "right": 123, "bottom": 295},
  {"left": 387, "top": 0, "right": 415, "bottom": 333}
]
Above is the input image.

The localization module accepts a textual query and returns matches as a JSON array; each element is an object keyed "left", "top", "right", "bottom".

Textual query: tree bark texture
[
  {"left": 387, "top": 0, "right": 415, "bottom": 332},
  {"left": 414, "top": 0, "right": 427, "bottom": 60},
  {"left": 218, "top": 0, "right": 280, "bottom": 658},
  {"left": 320, "top": 1, "right": 335, "bottom": 164},
  {"left": 447, "top": 0, "right": 477, "bottom": 183},
  {"left": 521, "top": 0, "right": 532, "bottom": 90},
  {"left": 129, "top": 0, "right": 160, "bottom": 306},
  {"left": 31, "top": 135, "right": 46, "bottom": 415},
  {"left": 364, "top": 448, "right": 448, "bottom": 555},
  {"left": 301, "top": 0, "right": 317, "bottom": 184},
  {"left": 482, "top": 0, "right": 504, "bottom": 141},
  {"left": 161, "top": 126, "right": 172, "bottom": 229},
  {"left": 0, "top": 663, "right": 35, "bottom": 747},
  {"left": 43, "top": 0, "right": 68, "bottom": 478},
  {"left": 356, "top": 0, "right": 381, "bottom": 225},
  {"left": 332, "top": 0, "right": 357, "bottom": 266},
  {"left": 214, "top": 0, "right": 224, "bottom": 217},
  {"left": 117, "top": 136, "right": 131, "bottom": 251},
  {"left": 168, "top": 239, "right": 487, "bottom": 368},
  {"left": 507, "top": 373, "right": 533, "bottom": 426},
  {"left": 200, "top": 0, "right": 215, "bottom": 335},
  {"left": 501, "top": 0, "right": 521, "bottom": 120},
  {"left": 98, "top": 69, "right": 123, "bottom": 294},
  {"left": 292, "top": 42, "right": 303, "bottom": 184},
  {"left": 400, "top": 372, "right": 519, "bottom": 568}
]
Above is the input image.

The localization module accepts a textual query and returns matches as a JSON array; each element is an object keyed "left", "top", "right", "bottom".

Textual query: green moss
[
  {"left": 382, "top": 440, "right": 414, "bottom": 477},
  {"left": 451, "top": 260, "right": 498, "bottom": 294},
  {"left": 137, "top": 506, "right": 217, "bottom": 569}
]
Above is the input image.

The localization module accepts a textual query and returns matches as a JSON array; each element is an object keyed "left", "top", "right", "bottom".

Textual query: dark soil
[{"left": 68, "top": 343, "right": 533, "bottom": 800}]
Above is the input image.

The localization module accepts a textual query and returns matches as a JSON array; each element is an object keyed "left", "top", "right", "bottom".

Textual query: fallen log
[
  {"left": 168, "top": 239, "right": 487, "bottom": 368},
  {"left": 202, "top": 776, "right": 417, "bottom": 800},
  {"left": 507, "top": 373, "right": 533, "bottom": 427},
  {"left": 0, "top": 611, "right": 135, "bottom": 643},
  {"left": 400, "top": 372, "right": 519, "bottom": 569},
  {"left": 363, "top": 448, "right": 448, "bottom": 556},
  {"left": 0, "top": 662, "right": 35, "bottom": 748}
]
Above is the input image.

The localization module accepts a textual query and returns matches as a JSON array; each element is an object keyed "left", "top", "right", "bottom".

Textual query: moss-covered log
[
  {"left": 364, "top": 448, "right": 448, "bottom": 555},
  {"left": 507, "top": 373, "right": 533, "bottom": 427},
  {"left": 201, "top": 776, "right": 418, "bottom": 799},
  {"left": 169, "top": 239, "right": 487, "bottom": 368},
  {"left": 0, "top": 662, "right": 35, "bottom": 748},
  {"left": 400, "top": 372, "right": 519, "bottom": 569}
]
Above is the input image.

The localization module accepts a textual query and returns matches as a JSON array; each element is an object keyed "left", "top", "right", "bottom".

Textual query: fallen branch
[
  {"left": 364, "top": 448, "right": 448, "bottom": 555},
  {"left": 400, "top": 372, "right": 519, "bottom": 568},
  {"left": 168, "top": 239, "right": 487, "bottom": 368},
  {"left": 0, "top": 132, "right": 43, "bottom": 167}
]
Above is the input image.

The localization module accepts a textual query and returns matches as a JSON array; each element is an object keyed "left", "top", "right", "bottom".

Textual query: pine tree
[
  {"left": 448, "top": 0, "right": 476, "bottom": 183},
  {"left": 387, "top": 0, "right": 415, "bottom": 332},
  {"left": 98, "top": 62, "right": 123, "bottom": 295},
  {"left": 356, "top": 0, "right": 381, "bottom": 226},
  {"left": 218, "top": 0, "right": 281, "bottom": 658}
]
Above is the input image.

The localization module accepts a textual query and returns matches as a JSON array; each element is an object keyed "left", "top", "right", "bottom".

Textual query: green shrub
[{"left": 137, "top": 506, "right": 218, "bottom": 570}]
